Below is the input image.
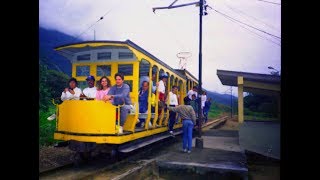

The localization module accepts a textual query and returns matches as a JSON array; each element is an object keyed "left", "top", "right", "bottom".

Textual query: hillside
[
  {"left": 206, "top": 91, "right": 237, "bottom": 107},
  {"left": 39, "top": 27, "right": 82, "bottom": 76}
]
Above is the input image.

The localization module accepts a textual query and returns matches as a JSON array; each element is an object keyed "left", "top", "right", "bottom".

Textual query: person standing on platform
[{"left": 166, "top": 105, "right": 196, "bottom": 153}]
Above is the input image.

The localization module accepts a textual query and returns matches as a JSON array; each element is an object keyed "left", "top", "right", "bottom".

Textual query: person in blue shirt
[
  {"left": 105, "top": 73, "right": 132, "bottom": 127},
  {"left": 137, "top": 81, "right": 149, "bottom": 127},
  {"left": 203, "top": 97, "right": 212, "bottom": 123},
  {"left": 139, "top": 71, "right": 157, "bottom": 93}
]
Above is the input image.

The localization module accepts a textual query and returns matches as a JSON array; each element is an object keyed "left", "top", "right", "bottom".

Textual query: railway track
[{"left": 39, "top": 116, "right": 228, "bottom": 179}]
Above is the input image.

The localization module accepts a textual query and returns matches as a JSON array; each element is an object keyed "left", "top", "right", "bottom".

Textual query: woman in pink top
[{"left": 96, "top": 76, "right": 111, "bottom": 102}]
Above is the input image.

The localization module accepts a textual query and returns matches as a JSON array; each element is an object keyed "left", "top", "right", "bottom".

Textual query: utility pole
[
  {"left": 152, "top": 0, "right": 209, "bottom": 148},
  {"left": 198, "top": 0, "right": 203, "bottom": 139},
  {"left": 230, "top": 86, "right": 233, "bottom": 118}
]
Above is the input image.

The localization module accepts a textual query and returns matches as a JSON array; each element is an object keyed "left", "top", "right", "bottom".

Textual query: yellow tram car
[{"left": 53, "top": 40, "right": 199, "bottom": 155}]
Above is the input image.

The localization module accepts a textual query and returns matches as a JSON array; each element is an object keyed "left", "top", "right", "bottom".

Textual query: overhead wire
[
  {"left": 257, "top": 0, "right": 281, "bottom": 5},
  {"left": 214, "top": 9, "right": 281, "bottom": 46},
  {"left": 209, "top": 7, "right": 281, "bottom": 40},
  {"left": 71, "top": 9, "right": 112, "bottom": 42},
  {"left": 223, "top": 1, "right": 280, "bottom": 33}
]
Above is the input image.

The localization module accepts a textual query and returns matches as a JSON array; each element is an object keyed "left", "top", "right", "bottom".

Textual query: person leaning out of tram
[{"left": 104, "top": 73, "right": 132, "bottom": 127}]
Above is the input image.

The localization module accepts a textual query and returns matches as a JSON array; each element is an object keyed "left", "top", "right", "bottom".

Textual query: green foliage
[
  {"left": 39, "top": 107, "right": 57, "bottom": 146},
  {"left": 39, "top": 58, "right": 69, "bottom": 111},
  {"left": 244, "top": 93, "right": 278, "bottom": 118},
  {"left": 208, "top": 102, "right": 230, "bottom": 119},
  {"left": 46, "top": 69, "right": 70, "bottom": 98},
  {"left": 39, "top": 61, "right": 51, "bottom": 111},
  {"left": 39, "top": 58, "right": 70, "bottom": 146}
]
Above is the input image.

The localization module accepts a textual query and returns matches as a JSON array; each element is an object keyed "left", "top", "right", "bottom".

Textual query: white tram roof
[{"left": 54, "top": 40, "right": 194, "bottom": 80}]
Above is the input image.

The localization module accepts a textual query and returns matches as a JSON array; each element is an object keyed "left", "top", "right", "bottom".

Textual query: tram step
[{"left": 119, "top": 130, "right": 182, "bottom": 153}]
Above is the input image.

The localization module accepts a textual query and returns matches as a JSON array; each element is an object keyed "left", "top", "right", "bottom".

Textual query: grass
[
  {"left": 206, "top": 103, "right": 279, "bottom": 121},
  {"left": 208, "top": 102, "right": 230, "bottom": 119},
  {"left": 39, "top": 105, "right": 59, "bottom": 147}
]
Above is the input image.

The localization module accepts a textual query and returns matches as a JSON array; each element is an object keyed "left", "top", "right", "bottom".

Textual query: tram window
[
  {"left": 119, "top": 52, "right": 133, "bottom": 59},
  {"left": 170, "top": 75, "right": 174, "bottom": 90},
  {"left": 97, "top": 52, "right": 111, "bottom": 60},
  {"left": 139, "top": 59, "right": 150, "bottom": 77},
  {"left": 77, "top": 81, "right": 87, "bottom": 90},
  {"left": 175, "top": 78, "right": 178, "bottom": 86},
  {"left": 78, "top": 80, "right": 98, "bottom": 90},
  {"left": 76, "top": 66, "right": 90, "bottom": 76},
  {"left": 124, "top": 80, "right": 133, "bottom": 92},
  {"left": 97, "top": 65, "right": 111, "bottom": 76},
  {"left": 77, "top": 54, "right": 91, "bottom": 61},
  {"left": 179, "top": 80, "right": 183, "bottom": 104},
  {"left": 152, "top": 66, "right": 158, "bottom": 93},
  {"left": 118, "top": 64, "right": 133, "bottom": 76},
  {"left": 186, "top": 80, "right": 189, "bottom": 92},
  {"left": 139, "top": 59, "right": 150, "bottom": 89}
]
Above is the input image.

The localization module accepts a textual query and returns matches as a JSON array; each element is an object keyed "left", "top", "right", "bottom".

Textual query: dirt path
[
  {"left": 218, "top": 116, "right": 239, "bottom": 130},
  {"left": 39, "top": 146, "right": 75, "bottom": 172}
]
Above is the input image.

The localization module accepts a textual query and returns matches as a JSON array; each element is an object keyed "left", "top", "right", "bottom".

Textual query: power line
[
  {"left": 223, "top": 1, "right": 280, "bottom": 33},
  {"left": 257, "top": 0, "right": 281, "bottom": 5},
  {"left": 216, "top": 10, "right": 281, "bottom": 46},
  {"left": 210, "top": 8, "right": 281, "bottom": 40},
  {"left": 71, "top": 9, "right": 112, "bottom": 42}
]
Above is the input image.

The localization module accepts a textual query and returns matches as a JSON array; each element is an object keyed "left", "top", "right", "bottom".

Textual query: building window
[
  {"left": 124, "top": 80, "right": 133, "bottom": 92},
  {"left": 97, "top": 52, "right": 111, "bottom": 60},
  {"left": 118, "top": 64, "right": 133, "bottom": 76},
  {"left": 77, "top": 54, "right": 91, "bottom": 61},
  {"left": 97, "top": 65, "right": 111, "bottom": 76},
  {"left": 119, "top": 52, "right": 133, "bottom": 59},
  {"left": 76, "top": 66, "right": 90, "bottom": 76}
]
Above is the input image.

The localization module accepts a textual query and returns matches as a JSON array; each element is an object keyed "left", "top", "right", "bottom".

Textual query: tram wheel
[
  {"left": 73, "top": 151, "right": 91, "bottom": 167},
  {"left": 110, "top": 146, "right": 120, "bottom": 161}
]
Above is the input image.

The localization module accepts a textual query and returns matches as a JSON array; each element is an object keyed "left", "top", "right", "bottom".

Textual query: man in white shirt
[
  {"left": 200, "top": 91, "right": 207, "bottom": 109},
  {"left": 49, "top": 78, "right": 81, "bottom": 121},
  {"left": 81, "top": 75, "right": 97, "bottom": 99},
  {"left": 187, "top": 86, "right": 198, "bottom": 100},
  {"left": 168, "top": 86, "right": 179, "bottom": 135},
  {"left": 61, "top": 78, "right": 82, "bottom": 101}
]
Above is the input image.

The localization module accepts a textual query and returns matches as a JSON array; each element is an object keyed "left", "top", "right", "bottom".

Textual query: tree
[
  {"left": 244, "top": 93, "right": 278, "bottom": 117},
  {"left": 39, "top": 58, "right": 69, "bottom": 111}
]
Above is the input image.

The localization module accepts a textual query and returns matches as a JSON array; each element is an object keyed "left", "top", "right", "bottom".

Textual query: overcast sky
[{"left": 39, "top": 0, "right": 281, "bottom": 95}]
